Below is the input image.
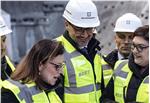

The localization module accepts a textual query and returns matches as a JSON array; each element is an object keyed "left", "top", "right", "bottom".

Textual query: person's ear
[
  {"left": 114, "top": 34, "right": 117, "bottom": 43},
  {"left": 39, "top": 62, "right": 43, "bottom": 72},
  {"left": 64, "top": 20, "right": 69, "bottom": 29}
]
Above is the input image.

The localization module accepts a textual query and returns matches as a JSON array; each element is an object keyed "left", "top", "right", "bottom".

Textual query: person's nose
[
  {"left": 132, "top": 46, "right": 139, "bottom": 54},
  {"left": 81, "top": 30, "right": 91, "bottom": 38},
  {"left": 58, "top": 67, "right": 63, "bottom": 75},
  {"left": 124, "top": 37, "right": 131, "bottom": 44}
]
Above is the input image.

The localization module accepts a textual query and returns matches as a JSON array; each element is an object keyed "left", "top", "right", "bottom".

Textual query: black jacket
[
  {"left": 101, "top": 53, "right": 149, "bottom": 103},
  {"left": 1, "top": 88, "right": 19, "bottom": 103},
  {"left": 103, "top": 49, "right": 119, "bottom": 69}
]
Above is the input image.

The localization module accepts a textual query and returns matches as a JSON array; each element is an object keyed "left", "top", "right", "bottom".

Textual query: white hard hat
[
  {"left": 114, "top": 13, "right": 142, "bottom": 32},
  {"left": 63, "top": 0, "right": 100, "bottom": 28},
  {"left": 0, "top": 16, "right": 12, "bottom": 36}
]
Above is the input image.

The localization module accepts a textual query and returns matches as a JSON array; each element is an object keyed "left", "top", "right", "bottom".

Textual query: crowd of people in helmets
[{"left": 0, "top": 0, "right": 149, "bottom": 103}]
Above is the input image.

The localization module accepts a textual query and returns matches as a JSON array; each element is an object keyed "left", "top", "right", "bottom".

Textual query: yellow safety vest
[
  {"left": 114, "top": 60, "right": 149, "bottom": 103},
  {"left": 56, "top": 35, "right": 105, "bottom": 103},
  {"left": 101, "top": 57, "right": 113, "bottom": 87},
  {"left": 136, "top": 76, "right": 149, "bottom": 103},
  {"left": 0, "top": 56, "right": 16, "bottom": 88},
  {"left": 2, "top": 79, "right": 62, "bottom": 103},
  {"left": 5, "top": 55, "right": 15, "bottom": 72}
]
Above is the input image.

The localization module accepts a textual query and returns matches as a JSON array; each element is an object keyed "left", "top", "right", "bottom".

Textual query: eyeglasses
[
  {"left": 49, "top": 62, "right": 64, "bottom": 71},
  {"left": 131, "top": 43, "right": 149, "bottom": 52},
  {"left": 69, "top": 22, "right": 95, "bottom": 34}
]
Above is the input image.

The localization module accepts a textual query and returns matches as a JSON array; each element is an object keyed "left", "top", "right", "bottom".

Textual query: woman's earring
[{"left": 39, "top": 72, "right": 41, "bottom": 75}]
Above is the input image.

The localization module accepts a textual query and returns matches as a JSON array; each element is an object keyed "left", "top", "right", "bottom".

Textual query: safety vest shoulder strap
[
  {"left": 101, "top": 58, "right": 112, "bottom": 71},
  {"left": 2, "top": 79, "right": 49, "bottom": 103},
  {"left": 2, "top": 79, "right": 27, "bottom": 103},
  {"left": 114, "top": 60, "right": 129, "bottom": 79},
  {"left": 5, "top": 55, "right": 15, "bottom": 71},
  {"left": 114, "top": 60, "right": 128, "bottom": 70},
  {"left": 114, "top": 60, "right": 132, "bottom": 87},
  {"left": 56, "top": 35, "right": 76, "bottom": 53}
]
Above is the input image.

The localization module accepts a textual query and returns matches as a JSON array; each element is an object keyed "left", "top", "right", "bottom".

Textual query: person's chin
[
  {"left": 134, "top": 59, "right": 141, "bottom": 65},
  {"left": 48, "top": 79, "right": 60, "bottom": 89},
  {"left": 78, "top": 42, "right": 88, "bottom": 47},
  {"left": 49, "top": 80, "right": 56, "bottom": 86},
  {"left": 121, "top": 51, "right": 130, "bottom": 55}
]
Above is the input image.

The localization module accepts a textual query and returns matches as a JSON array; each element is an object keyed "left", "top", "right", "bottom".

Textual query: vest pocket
[
  {"left": 65, "top": 93, "right": 89, "bottom": 103},
  {"left": 136, "top": 84, "right": 149, "bottom": 103},
  {"left": 32, "top": 93, "right": 49, "bottom": 103},
  {"left": 114, "top": 77, "right": 126, "bottom": 103}
]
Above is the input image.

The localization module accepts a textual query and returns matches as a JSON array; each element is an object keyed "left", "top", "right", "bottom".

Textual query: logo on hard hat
[
  {"left": 126, "top": 20, "right": 130, "bottom": 24},
  {"left": 87, "top": 12, "right": 91, "bottom": 17},
  {"left": 81, "top": 12, "right": 95, "bottom": 19}
]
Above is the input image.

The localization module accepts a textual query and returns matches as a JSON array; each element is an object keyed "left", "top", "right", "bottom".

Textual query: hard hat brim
[
  {"left": 114, "top": 29, "right": 134, "bottom": 32},
  {"left": 0, "top": 27, "right": 12, "bottom": 36},
  {"left": 63, "top": 14, "right": 100, "bottom": 28}
]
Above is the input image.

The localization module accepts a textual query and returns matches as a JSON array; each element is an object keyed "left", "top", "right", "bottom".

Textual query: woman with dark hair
[
  {"left": 1, "top": 39, "right": 64, "bottom": 103},
  {"left": 101, "top": 25, "right": 149, "bottom": 103}
]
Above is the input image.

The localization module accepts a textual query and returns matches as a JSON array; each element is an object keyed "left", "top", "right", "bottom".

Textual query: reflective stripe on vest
[
  {"left": 65, "top": 83, "right": 101, "bottom": 94},
  {"left": 114, "top": 60, "right": 129, "bottom": 103},
  {"left": 102, "top": 64, "right": 111, "bottom": 71},
  {"left": 114, "top": 60, "right": 128, "bottom": 79},
  {"left": 64, "top": 50, "right": 79, "bottom": 87},
  {"left": 7, "top": 79, "right": 41, "bottom": 103},
  {"left": 143, "top": 76, "right": 149, "bottom": 83},
  {"left": 2, "top": 79, "right": 62, "bottom": 103},
  {"left": 101, "top": 58, "right": 113, "bottom": 87},
  {"left": 64, "top": 49, "right": 101, "bottom": 93},
  {"left": 5, "top": 55, "right": 15, "bottom": 72}
]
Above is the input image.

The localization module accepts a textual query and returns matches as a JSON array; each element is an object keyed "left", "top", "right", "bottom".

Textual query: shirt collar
[{"left": 118, "top": 52, "right": 128, "bottom": 60}]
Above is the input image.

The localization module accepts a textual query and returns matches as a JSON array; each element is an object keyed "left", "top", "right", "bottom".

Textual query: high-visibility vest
[
  {"left": 56, "top": 35, "right": 105, "bottom": 103},
  {"left": 5, "top": 55, "right": 15, "bottom": 72},
  {"left": 2, "top": 79, "right": 62, "bottom": 103},
  {"left": 0, "top": 56, "right": 16, "bottom": 88},
  {"left": 101, "top": 57, "right": 113, "bottom": 87},
  {"left": 114, "top": 60, "right": 149, "bottom": 103},
  {"left": 136, "top": 76, "right": 149, "bottom": 103}
]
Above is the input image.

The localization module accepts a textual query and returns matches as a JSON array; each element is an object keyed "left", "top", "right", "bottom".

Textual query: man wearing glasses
[
  {"left": 102, "top": 13, "right": 142, "bottom": 87},
  {"left": 56, "top": 0, "right": 105, "bottom": 103}
]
